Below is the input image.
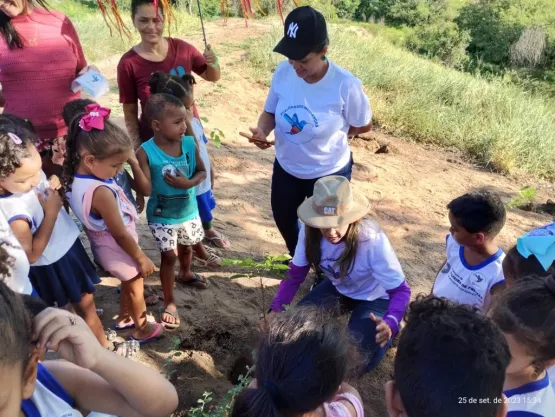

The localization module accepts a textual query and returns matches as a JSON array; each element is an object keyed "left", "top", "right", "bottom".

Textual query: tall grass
[
  {"left": 247, "top": 24, "right": 555, "bottom": 179},
  {"left": 50, "top": 0, "right": 200, "bottom": 62}
]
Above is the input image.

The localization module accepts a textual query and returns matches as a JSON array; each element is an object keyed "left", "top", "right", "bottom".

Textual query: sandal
[
  {"left": 204, "top": 231, "right": 231, "bottom": 249},
  {"left": 112, "top": 341, "right": 140, "bottom": 358},
  {"left": 161, "top": 308, "right": 180, "bottom": 329},
  {"left": 96, "top": 308, "right": 104, "bottom": 317},
  {"left": 176, "top": 273, "right": 209, "bottom": 289},
  {"left": 114, "top": 321, "right": 135, "bottom": 331},
  {"left": 131, "top": 323, "right": 164, "bottom": 345},
  {"left": 193, "top": 252, "right": 222, "bottom": 268}
]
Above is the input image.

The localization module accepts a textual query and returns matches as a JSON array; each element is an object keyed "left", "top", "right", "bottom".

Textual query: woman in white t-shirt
[
  {"left": 241, "top": 6, "right": 372, "bottom": 257},
  {"left": 262, "top": 176, "right": 410, "bottom": 373}
]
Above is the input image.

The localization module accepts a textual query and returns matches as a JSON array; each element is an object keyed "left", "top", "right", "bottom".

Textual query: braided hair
[
  {"left": 62, "top": 100, "right": 133, "bottom": 192},
  {"left": 149, "top": 71, "right": 196, "bottom": 104},
  {"left": 0, "top": 114, "right": 37, "bottom": 180}
]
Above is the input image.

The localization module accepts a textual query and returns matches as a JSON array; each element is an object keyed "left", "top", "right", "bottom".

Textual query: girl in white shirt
[
  {"left": 0, "top": 114, "right": 110, "bottom": 350},
  {"left": 264, "top": 176, "right": 410, "bottom": 372},
  {"left": 490, "top": 275, "right": 555, "bottom": 417}
]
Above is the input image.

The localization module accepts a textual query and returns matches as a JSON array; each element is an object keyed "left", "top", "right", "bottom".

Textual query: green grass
[
  {"left": 247, "top": 24, "right": 555, "bottom": 179},
  {"left": 50, "top": 0, "right": 200, "bottom": 61}
]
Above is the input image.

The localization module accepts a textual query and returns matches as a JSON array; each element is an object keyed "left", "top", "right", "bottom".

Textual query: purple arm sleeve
[
  {"left": 383, "top": 281, "right": 411, "bottom": 336},
  {"left": 270, "top": 263, "right": 310, "bottom": 312}
]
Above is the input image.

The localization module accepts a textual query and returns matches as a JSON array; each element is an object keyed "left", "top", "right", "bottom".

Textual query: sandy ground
[{"left": 86, "top": 19, "right": 554, "bottom": 416}]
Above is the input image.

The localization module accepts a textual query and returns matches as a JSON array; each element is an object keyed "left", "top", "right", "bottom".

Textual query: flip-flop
[
  {"left": 193, "top": 252, "right": 222, "bottom": 268},
  {"left": 176, "top": 273, "right": 209, "bottom": 289},
  {"left": 204, "top": 231, "right": 231, "bottom": 249},
  {"left": 114, "top": 322, "right": 135, "bottom": 331},
  {"left": 161, "top": 308, "right": 180, "bottom": 329},
  {"left": 131, "top": 323, "right": 164, "bottom": 345}
]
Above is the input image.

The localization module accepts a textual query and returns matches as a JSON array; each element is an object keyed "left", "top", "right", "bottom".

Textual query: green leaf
[
  {"left": 230, "top": 274, "right": 250, "bottom": 279},
  {"left": 273, "top": 254, "right": 292, "bottom": 262},
  {"left": 210, "top": 131, "right": 215, "bottom": 138},
  {"left": 173, "top": 351, "right": 183, "bottom": 357},
  {"left": 272, "top": 264, "right": 290, "bottom": 271},
  {"left": 214, "top": 136, "right": 222, "bottom": 148},
  {"left": 201, "top": 117, "right": 209, "bottom": 123}
]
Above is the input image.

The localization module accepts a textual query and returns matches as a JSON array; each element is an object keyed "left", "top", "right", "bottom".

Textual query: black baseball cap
[{"left": 273, "top": 6, "right": 328, "bottom": 61}]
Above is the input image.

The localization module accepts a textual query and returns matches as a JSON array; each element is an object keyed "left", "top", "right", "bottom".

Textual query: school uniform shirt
[
  {"left": 192, "top": 118, "right": 212, "bottom": 196},
  {"left": 21, "top": 363, "right": 82, "bottom": 417},
  {"left": 0, "top": 171, "right": 80, "bottom": 266},
  {"left": 0, "top": 213, "right": 32, "bottom": 294},
  {"left": 264, "top": 59, "right": 372, "bottom": 180},
  {"left": 292, "top": 219, "right": 405, "bottom": 301},
  {"left": 504, "top": 372, "right": 555, "bottom": 417},
  {"left": 433, "top": 235, "right": 505, "bottom": 312}
]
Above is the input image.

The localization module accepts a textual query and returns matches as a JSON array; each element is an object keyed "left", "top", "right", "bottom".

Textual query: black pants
[{"left": 270, "top": 154, "right": 354, "bottom": 256}]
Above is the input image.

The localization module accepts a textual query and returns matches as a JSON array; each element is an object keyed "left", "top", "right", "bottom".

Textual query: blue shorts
[{"left": 196, "top": 190, "right": 216, "bottom": 225}]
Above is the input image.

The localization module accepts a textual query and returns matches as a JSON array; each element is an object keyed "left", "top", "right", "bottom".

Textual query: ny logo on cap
[{"left": 287, "top": 22, "right": 299, "bottom": 38}]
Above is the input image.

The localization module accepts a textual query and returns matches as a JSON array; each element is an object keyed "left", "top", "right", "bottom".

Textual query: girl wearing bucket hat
[
  {"left": 240, "top": 6, "right": 373, "bottom": 258},
  {"left": 264, "top": 176, "right": 411, "bottom": 372}
]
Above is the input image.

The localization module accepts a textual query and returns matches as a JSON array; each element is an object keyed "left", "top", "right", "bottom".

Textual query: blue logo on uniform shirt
[
  {"left": 442, "top": 262, "right": 451, "bottom": 274},
  {"left": 280, "top": 105, "right": 318, "bottom": 144}
]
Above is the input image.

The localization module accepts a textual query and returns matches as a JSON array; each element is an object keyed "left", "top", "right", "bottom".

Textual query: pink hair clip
[
  {"left": 7, "top": 133, "right": 22, "bottom": 145},
  {"left": 79, "top": 103, "right": 111, "bottom": 132}
]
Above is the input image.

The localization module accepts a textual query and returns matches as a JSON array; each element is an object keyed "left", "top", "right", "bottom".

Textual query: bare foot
[{"left": 132, "top": 321, "right": 162, "bottom": 340}]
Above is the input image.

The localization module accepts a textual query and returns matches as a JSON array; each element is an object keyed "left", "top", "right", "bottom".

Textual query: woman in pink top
[
  {"left": 231, "top": 307, "right": 365, "bottom": 417},
  {"left": 117, "top": 0, "right": 221, "bottom": 144},
  {"left": 0, "top": 0, "right": 92, "bottom": 158}
]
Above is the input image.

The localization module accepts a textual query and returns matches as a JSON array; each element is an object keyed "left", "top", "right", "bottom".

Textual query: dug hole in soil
[{"left": 88, "top": 18, "right": 554, "bottom": 417}]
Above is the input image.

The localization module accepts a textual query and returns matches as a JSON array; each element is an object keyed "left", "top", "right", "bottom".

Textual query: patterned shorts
[{"left": 148, "top": 216, "right": 204, "bottom": 252}]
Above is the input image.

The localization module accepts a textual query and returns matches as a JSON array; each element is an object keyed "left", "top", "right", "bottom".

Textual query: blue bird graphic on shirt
[{"left": 283, "top": 113, "right": 311, "bottom": 135}]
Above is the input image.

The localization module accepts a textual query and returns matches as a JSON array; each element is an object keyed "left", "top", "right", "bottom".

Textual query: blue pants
[
  {"left": 271, "top": 154, "right": 354, "bottom": 256},
  {"left": 298, "top": 279, "right": 391, "bottom": 373}
]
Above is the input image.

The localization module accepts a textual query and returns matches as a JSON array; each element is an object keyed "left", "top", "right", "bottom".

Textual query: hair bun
[{"left": 546, "top": 275, "right": 555, "bottom": 296}]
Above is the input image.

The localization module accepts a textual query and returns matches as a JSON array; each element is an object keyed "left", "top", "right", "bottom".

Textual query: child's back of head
[
  {"left": 389, "top": 296, "right": 510, "bottom": 417},
  {"left": 231, "top": 307, "right": 356, "bottom": 417},
  {"left": 62, "top": 98, "right": 96, "bottom": 127},
  {"left": 148, "top": 71, "right": 195, "bottom": 105},
  {"left": 491, "top": 275, "right": 555, "bottom": 371},
  {"left": 448, "top": 190, "right": 506, "bottom": 240}
]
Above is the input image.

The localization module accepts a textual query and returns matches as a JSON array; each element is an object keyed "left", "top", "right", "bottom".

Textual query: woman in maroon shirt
[{"left": 117, "top": 0, "right": 221, "bottom": 144}]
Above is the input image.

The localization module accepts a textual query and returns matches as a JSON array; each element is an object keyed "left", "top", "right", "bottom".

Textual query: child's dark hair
[
  {"left": 21, "top": 294, "right": 48, "bottom": 320},
  {"left": 503, "top": 245, "right": 554, "bottom": 285},
  {"left": 144, "top": 93, "right": 184, "bottom": 123},
  {"left": 149, "top": 71, "right": 195, "bottom": 103},
  {"left": 0, "top": 114, "right": 38, "bottom": 179},
  {"left": 62, "top": 98, "right": 95, "bottom": 127},
  {"left": 231, "top": 307, "right": 356, "bottom": 417},
  {"left": 63, "top": 101, "right": 133, "bottom": 190},
  {"left": 0, "top": 0, "right": 50, "bottom": 50},
  {"left": 448, "top": 190, "right": 506, "bottom": 236},
  {"left": 395, "top": 296, "right": 510, "bottom": 417},
  {"left": 0, "top": 280, "right": 32, "bottom": 371},
  {"left": 491, "top": 275, "right": 555, "bottom": 370},
  {"left": 0, "top": 240, "right": 14, "bottom": 281}
]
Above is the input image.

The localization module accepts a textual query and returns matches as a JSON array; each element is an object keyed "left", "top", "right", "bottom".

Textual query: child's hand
[
  {"left": 138, "top": 255, "right": 157, "bottom": 277},
  {"left": 34, "top": 308, "right": 105, "bottom": 370},
  {"left": 164, "top": 171, "right": 191, "bottom": 189},
  {"left": 258, "top": 310, "right": 277, "bottom": 333},
  {"left": 127, "top": 152, "right": 139, "bottom": 167},
  {"left": 48, "top": 175, "right": 62, "bottom": 191},
  {"left": 370, "top": 313, "right": 392, "bottom": 347},
  {"left": 39, "top": 188, "right": 63, "bottom": 217},
  {"left": 136, "top": 193, "right": 145, "bottom": 214}
]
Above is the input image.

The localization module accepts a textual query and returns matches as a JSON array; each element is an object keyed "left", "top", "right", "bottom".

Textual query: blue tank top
[{"left": 141, "top": 136, "right": 198, "bottom": 224}]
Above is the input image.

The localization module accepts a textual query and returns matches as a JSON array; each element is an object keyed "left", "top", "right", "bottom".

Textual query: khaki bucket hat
[{"left": 297, "top": 176, "right": 370, "bottom": 228}]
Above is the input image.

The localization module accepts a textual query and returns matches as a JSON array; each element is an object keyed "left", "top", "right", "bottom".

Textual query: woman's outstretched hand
[
  {"left": 240, "top": 127, "right": 274, "bottom": 150},
  {"left": 34, "top": 308, "right": 105, "bottom": 369},
  {"left": 370, "top": 313, "right": 392, "bottom": 348}
]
